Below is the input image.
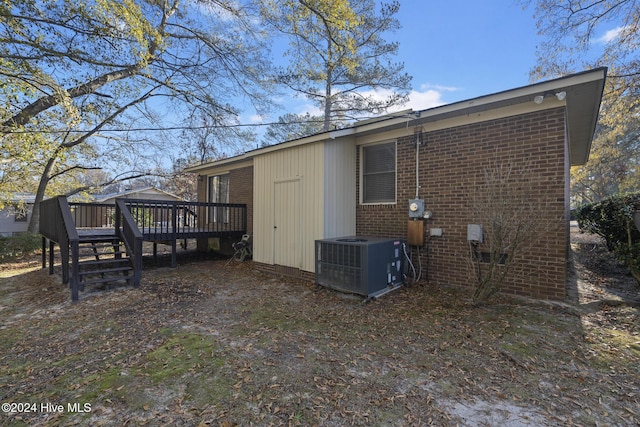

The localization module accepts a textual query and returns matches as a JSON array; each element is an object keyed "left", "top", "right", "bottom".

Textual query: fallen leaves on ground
[{"left": 0, "top": 232, "right": 638, "bottom": 426}]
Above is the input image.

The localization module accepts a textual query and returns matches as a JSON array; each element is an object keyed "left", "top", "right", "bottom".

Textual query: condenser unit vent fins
[{"left": 315, "top": 236, "right": 404, "bottom": 299}]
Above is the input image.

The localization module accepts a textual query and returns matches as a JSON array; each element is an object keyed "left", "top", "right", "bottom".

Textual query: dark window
[
  {"left": 362, "top": 142, "right": 396, "bottom": 203},
  {"left": 479, "top": 251, "right": 507, "bottom": 265}
]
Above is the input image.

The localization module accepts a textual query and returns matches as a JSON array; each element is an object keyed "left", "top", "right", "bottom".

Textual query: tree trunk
[
  {"left": 28, "top": 156, "right": 56, "bottom": 233},
  {"left": 323, "top": 72, "right": 332, "bottom": 131},
  {"left": 323, "top": 36, "right": 333, "bottom": 132},
  {"left": 2, "top": 64, "right": 145, "bottom": 130}
]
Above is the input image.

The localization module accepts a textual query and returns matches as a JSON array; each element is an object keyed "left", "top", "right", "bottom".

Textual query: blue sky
[
  {"left": 246, "top": 0, "right": 541, "bottom": 125},
  {"left": 396, "top": 1, "right": 539, "bottom": 106}
]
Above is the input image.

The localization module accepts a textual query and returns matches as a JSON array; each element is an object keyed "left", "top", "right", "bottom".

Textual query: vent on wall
[{"left": 315, "top": 236, "right": 404, "bottom": 298}]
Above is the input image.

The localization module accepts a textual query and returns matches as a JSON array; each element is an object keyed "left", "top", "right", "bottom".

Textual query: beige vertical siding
[
  {"left": 253, "top": 142, "right": 325, "bottom": 271},
  {"left": 323, "top": 138, "right": 356, "bottom": 237}
]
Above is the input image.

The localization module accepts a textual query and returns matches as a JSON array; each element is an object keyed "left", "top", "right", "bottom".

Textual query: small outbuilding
[
  {"left": 93, "top": 187, "right": 183, "bottom": 204},
  {"left": 186, "top": 68, "right": 607, "bottom": 300},
  {"left": 0, "top": 193, "right": 35, "bottom": 237}
]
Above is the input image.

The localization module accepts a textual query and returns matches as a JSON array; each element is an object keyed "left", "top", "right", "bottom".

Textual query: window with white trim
[{"left": 361, "top": 141, "right": 396, "bottom": 204}]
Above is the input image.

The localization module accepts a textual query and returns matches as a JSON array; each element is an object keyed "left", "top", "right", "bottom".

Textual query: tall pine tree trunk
[{"left": 323, "top": 61, "right": 333, "bottom": 131}]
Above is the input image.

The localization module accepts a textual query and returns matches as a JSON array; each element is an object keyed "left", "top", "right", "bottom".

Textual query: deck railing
[
  {"left": 64, "top": 199, "right": 246, "bottom": 238},
  {"left": 122, "top": 199, "right": 246, "bottom": 237},
  {"left": 39, "top": 196, "right": 80, "bottom": 299},
  {"left": 68, "top": 202, "right": 117, "bottom": 228}
]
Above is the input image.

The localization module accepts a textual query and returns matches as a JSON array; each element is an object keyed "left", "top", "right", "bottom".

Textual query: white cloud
[
  {"left": 388, "top": 83, "right": 460, "bottom": 113},
  {"left": 294, "top": 102, "right": 323, "bottom": 117},
  {"left": 248, "top": 114, "right": 266, "bottom": 124},
  {"left": 254, "top": 83, "right": 458, "bottom": 124},
  {"left": 403, "top": 88, "right": 447, "bottom": 111},
  {"left": 594, "top": 26, "right": 626, "bottom": 44},
  {"left": 418, "top": 83, "right": 460, "bottom": 93}
]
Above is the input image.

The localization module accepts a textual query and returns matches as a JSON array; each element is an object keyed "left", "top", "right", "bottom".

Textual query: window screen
[{"left": 362, "top": 142, "right": 396, "bottom": 203}]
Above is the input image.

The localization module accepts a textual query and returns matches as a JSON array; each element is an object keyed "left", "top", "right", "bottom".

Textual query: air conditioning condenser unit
[{"left": 315, "top": 236, "right": 404, "bottom": 299}]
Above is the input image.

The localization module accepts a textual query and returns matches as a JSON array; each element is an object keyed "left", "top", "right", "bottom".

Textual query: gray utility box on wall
[{"left": 315, "top": 236, "right": 405, "bottom": 298}]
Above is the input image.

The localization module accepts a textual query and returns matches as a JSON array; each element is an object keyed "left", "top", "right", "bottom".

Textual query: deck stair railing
[
  {"left": 115, "top": 199, "right": 143, "bottom": 288},
  {"left": 41, "top": 196, "right": 142, "bottom": 301},
  {"left": 39, "top": 196, "right": 79, "bottom": 289}
]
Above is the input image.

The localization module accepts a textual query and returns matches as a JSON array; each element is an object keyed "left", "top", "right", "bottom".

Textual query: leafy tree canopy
[
  {"left": 523, "top": 0, "right": 640, "bottom": 202},
  {"left": 0, "top": 0, "right": 273, "bottom": 230}
]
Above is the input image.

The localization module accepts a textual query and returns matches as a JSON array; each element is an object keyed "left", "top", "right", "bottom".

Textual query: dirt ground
[{"left": 0, "top": 229, "right": 638, "bottom": 426}]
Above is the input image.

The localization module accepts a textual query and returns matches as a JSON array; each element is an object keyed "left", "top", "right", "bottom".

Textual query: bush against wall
[
  {"left": 468, "top": 157, "right": 549, "bottom": 305},
  {"left": 575, "top": 193, "right": 640, "bottom": 285},
  {"left": 0, "top": 233, "right": 41, "bottom": 261}
]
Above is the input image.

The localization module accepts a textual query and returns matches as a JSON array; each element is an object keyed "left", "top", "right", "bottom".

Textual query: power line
[{"left": 0, "top": 118, "right": 351, "bottom": 135}]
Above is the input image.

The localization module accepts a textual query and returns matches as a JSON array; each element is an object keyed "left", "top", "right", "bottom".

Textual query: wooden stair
[{"left": 76, "top": 234, "right": 134, "bottom": 292}]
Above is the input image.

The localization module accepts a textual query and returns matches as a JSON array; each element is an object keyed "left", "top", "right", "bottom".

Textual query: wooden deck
[
  {"left": 77, "top": 224, "right": 246, "bottom": 267},
  {"left": 40, "top": 196, "right": 247, "bottom": 301}
]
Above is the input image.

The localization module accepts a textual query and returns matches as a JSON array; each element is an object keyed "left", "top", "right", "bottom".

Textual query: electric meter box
[
  {"left": 408, "top": 199, "right": 425, "bottom": 218},
  {"left": 467, "top": 224, "right": 483, "bottom": 242}
]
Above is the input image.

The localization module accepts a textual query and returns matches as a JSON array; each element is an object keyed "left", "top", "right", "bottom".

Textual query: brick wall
[
  {"left": 196, "top": 165, "right": 253, "bottom": 233},
  {"left": 228, "top": 166, "right": 254, "bottom": 235},
  {"left": 356, "top": 108, "right": 568, "bottom": 300},
  {"left": 254, "top": 262, "right": 315, "bottom": 282},
  {"left": 196, "top": 165, "right": 254, "bottom": 252}
]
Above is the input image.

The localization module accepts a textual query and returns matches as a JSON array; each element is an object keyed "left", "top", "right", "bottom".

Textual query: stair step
[
  {"left": 79, "top": 235, "right": 119, "bottom": 242},
  {"left": 79, "top": 241, "right": 121, "bottom": 247},
  {"left": 78, "top": 254, "right": 127, "bottom": 261},
  {"left": 79, "top": 266, "right": 133, "bottom": 277},
  {"left": 79, "top": 276, "right": 133, "bottom": 287},
  {"left": 78, "top": 245, "right": 124, "bottom": 254},
  {"left": 78, "top": 242, "right": 121, "bottom": 249},
  {"left": 78, "top": 258, "right": 130, "bottom": 267}
]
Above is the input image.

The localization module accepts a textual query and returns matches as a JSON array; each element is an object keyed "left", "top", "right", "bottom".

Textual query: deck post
[
  {"left": 171, "top": 202, "right": 178, "bottom": 268},
  {"left": 61, "top": 241, "right": 69, "bottom": 285},
  {"left": 41, "top": 237, "right": 46, "bottom": 269},
  {"left": 171, "top": 239, "right": 177, "bottom": 268},
  {"left": 49, "top": 240, "right": 55, "bottom": 275},
  {"left": 70, "top": 240, "right": 80, "bottom": 302}
]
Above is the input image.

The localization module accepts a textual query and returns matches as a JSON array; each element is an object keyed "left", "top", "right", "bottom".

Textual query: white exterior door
[{"left": 273, "top": 178, "right": 302, "bottom": 268}]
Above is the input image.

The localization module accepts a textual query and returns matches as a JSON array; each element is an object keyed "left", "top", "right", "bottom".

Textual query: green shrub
[
  {"left": 575, "top": 193, "right": 640, "bottom": 284},
  {"left": 0, "top": 233, "right": 42, "bottom": 261}
]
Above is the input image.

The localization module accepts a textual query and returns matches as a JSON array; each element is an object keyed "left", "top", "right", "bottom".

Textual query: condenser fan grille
[
  {"left": 320, "top": 242, "right": 361, "bottom": 268},
  {"left": 316, "top": 241, "right": 364, "bottom": 294}
]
